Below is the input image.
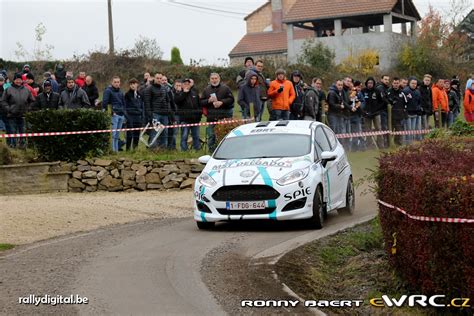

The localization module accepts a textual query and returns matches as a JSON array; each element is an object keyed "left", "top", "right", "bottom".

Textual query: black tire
[
  {"left": 339, "top": 176, "right": 355, "bottom": 215},
  {"left": 309, "top": 187, "right": 324, "bottom": 229},
  {"left": 196, "top": 221, "right": 215, "bottom": 230}
]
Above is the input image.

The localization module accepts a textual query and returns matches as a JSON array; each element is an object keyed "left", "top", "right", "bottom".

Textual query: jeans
[
  {"left": 405, "top": 115, "right": 421, "bottom": 143},
  {"left": 270, "top": 110, "right": 289, "bottom": 121},
  {"left": 0, "top": 116, "right": 6, "bottom": 131},
  {"left": 126, "top": 116, "right": 141, "bottom": 151},
  {"left": 207, "top": 124, "right": 217, "bottom": 152},
  {"left": 111, "top": 114, "right": 125, "bottom": 152},
  {"left": 150, "top": 114, "right": 169, "bottom": 149},
  {"left": 421, "top": 114, "right": 431, "bottom": 130},
  {"left": 364, "top": 114, "right": 383, "bottom": 149},
  {"left": 5, "top": 117, "right": 25, "bottom": 148},
  {"left": 181, "top": 124, "right": 201, "bottom": 151},
  {"left": 380, "top": 110, "right": 388, "bottom": 148},
  {"left": 447, "top": 110, "right": 460, "bottom": 127},
  {"left": 350, "top": 115, "right": 364, "bottom": 151}
]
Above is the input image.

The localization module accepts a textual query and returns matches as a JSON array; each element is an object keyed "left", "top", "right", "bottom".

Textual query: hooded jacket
[
  {"left": 59, "top": 85, "right": 91, "bottom": 109},
  {"left": 175, "top": 87, "right": 202, "bottom": 124},
  {"left": 33, "top": 90, "right": 60, "bottom": 110},
  {"left": 432, "top": 85, "right": 449, "bottom": 113},
  {"left": 268, "top": 78, "right": 295, "bottom": 111},
  {"left": 464, "top": 88, "right": 474, "bottom": 114},
  {"left": 403, "top": 85, "right": 421, "bottom": 115},
  {"left": 387, "top": 87, "right": 407, "bottom": 121},
  {"left": 238, "top": 71, "right": 262, "bottom": 113},
  {"left": 375, "top": 81, "right": 389, "bottom": 112},
  {"left": 290, "top": 72, "right": 305, "bottom": 117},
  {"left": 200, "top": 82, "right": 235, "bottom": 121},
  {"left": 1, "top": 83, "right": 35, "bottom": 117},
  {"left": 326, "top": 84, "right": 345, "bottom": 116},
  {"left": 448, "top": 87, "right": 460, "bottom": 113},
  {"left": 102, "top": 86, "right": 125, "bottom": 115},
  {"left": 419, "top": 83, "right": 432, "bottom": 115},
  {"left": 361, "top": 77, "right": 381, "bottom": 117}
]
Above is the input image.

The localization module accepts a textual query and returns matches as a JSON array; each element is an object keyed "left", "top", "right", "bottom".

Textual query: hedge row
[
  {"left": 377, "top": 138, "right": 474, "bottom": 298},
  {"left": 26, "top": 109, "right": 110, "bottom": 162}
]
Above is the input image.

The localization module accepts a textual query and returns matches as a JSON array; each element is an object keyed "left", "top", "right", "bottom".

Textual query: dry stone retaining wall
[{"left": 59, "top": 158, "right": 204, "bottom": 193}]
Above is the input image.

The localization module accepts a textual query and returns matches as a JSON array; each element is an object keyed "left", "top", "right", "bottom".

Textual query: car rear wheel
[
  {"left": 196, "top": 221, "right": 215, "bottom": 230},
  {"left": 309, "top": 187, "right": 324, "bottom": 229},
  {"left": 339, "top": 177, "right": 355, "bottom": 215}
]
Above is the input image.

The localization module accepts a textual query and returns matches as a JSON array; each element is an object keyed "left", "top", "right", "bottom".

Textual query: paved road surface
[{"left": 0, "top": 188, "right": 376, "bottom": 315}]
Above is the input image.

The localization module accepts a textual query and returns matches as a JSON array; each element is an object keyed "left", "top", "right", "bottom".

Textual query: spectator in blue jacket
[
  {"left": 403, "top": 77, "right": 422, "bottom": 142},
  {"left": 103, "top": 76, "right": 126, "bottom": 152}
]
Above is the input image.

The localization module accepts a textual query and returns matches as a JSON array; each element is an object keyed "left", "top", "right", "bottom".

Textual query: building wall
[
  {"left": 289, "top": 32, "right": 415, "bottom": 70},
  {"left": 229, "top": 53, "right": 288, "bottom": 68},
  {"left": 282, "top": 0, "right": 297, "bottom": 15},
  {"left": 246, "top": 4, "right": 272, "bottom": 33}
]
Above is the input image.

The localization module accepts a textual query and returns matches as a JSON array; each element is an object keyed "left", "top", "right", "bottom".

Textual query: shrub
[
  {"left": 297, "top": 39, "right": 335, "bottom": 75},
  {"left": 214, "top": 118, "right": 247, "bottom": 145},
  {"left": 26, "top": 109, "right": 111, "bottom": 161},
  {"left": 338, "top": 49, "right": 380, "bottom": 78},
  {"left": 170, "top": 47, "right": 184, "bottom": 65},
  {"left": 376, "top": 138, "right": 474, "bottom": 298},
  {"left": 0, "top": 142, "right": 12, "bottom": 165}
]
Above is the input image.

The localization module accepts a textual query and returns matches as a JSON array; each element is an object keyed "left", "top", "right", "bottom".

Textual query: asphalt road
[{"left": 0, "top": 188, "right": 376, "bottom": 316}]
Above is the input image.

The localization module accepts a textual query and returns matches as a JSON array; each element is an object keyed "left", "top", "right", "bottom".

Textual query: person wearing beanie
[
  {"left": 0, "top": 73, "right": 35, "bottom": 147},
  {"left": 32, "top": 80, "right": 60, "bottom": 110},
  {"left": 289, "top": 70, "right": 305, "bottom": 120},
  {"left": 268, "top": 69, "right": 295, "bottom": 121},
  {"left": 25, "top": 72, "right": 42, "bottom": 96},
  {"left": 43, "top": 71, "right": 60, "bottom": 93},
  {"left": 236, "top": 56, "right": 255, "bottom": 87},
  {"left": 54, "top": 63, "right": 67, "bottom": 92},
  {"left": 22, "top": 64, "right": 31, "bottom": 75}
]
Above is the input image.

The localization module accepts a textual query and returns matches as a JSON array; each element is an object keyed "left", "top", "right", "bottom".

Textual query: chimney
[{"left": 271, "top": 0, "right": 283, "bottom": 32}]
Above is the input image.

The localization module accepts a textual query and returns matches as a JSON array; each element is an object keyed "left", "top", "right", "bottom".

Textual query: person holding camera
[{"left": 268, "top": 69, "right": 295, "bottom": 121}]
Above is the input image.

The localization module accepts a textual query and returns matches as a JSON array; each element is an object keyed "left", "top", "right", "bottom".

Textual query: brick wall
[{"left": 246, "top": 3, "right": 272, "bottom": 33}]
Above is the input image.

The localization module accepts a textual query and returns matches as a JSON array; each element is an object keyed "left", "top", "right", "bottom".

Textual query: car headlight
[
  {"left": 277, "top": 167, "right": 310, "bottom": 186},
  {"left": 198, "top": 172, "right": 217, "bottom": 188}
]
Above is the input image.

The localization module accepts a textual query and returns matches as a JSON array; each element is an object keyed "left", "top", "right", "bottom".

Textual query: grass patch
[
  {"left": 276, "top": 218, "right": 430, "bottom": 315},
  {"left": 0, "top": 243, "right": 15, "bottom": 251}
]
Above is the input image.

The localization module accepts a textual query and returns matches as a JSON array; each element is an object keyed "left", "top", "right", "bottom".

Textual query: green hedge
[{"left": 26, "top": 109, "right": 110, "bottom": 161}]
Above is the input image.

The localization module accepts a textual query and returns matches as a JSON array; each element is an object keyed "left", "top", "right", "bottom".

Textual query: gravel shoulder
[{"left": 0, "top": 190, "right": 193, "bottom": 245}]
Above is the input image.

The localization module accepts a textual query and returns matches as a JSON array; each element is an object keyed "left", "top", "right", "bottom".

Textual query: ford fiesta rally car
[{"left": 194, "top": 120, "right": 354, "bottom": 230}]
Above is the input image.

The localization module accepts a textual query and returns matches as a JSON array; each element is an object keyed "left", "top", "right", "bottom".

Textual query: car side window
[
  {"left": 322, "top": 126, "right": 338, "bottom": 150},
  {"left": 315, "top": 127, "right": 331, "bottom": 153}
]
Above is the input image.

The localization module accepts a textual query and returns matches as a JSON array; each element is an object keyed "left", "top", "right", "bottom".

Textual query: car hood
[{"left": 203, "top": 156, "right": 314, "bottom": 184}]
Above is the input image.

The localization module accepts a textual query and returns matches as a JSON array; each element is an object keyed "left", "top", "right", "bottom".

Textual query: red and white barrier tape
[
  {"left": 378, "top": 200, "right": 474, "bottom": 224},
  {"left": 336, "top": 129, "right": 433, "bottom": 139},
  {"left": 0, "top": 118, "right": 255, "bottom": 139}
]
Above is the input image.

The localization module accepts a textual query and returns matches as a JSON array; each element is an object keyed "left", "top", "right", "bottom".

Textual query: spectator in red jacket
[{"left": 75, "top": 71, "right": 86, "bottom": 88}]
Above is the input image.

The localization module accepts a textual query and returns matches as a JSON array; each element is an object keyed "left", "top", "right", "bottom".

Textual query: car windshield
[{"left": 214, "top": 134, "right": 311, "bottom": 159}]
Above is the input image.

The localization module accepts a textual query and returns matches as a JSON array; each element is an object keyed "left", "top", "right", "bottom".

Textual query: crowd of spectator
[{"left": 0, "top": 59, "right": 473, "bottom": 152}]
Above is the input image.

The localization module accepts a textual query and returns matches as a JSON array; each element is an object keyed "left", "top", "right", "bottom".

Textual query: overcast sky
[{"left": 0, "top": 0, "right": 462, "bottom": 65}]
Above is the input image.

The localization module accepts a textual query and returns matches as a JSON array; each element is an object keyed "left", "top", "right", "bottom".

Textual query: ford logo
[{"left": 240, "top": 170, "right": 255, "bottom": 178}]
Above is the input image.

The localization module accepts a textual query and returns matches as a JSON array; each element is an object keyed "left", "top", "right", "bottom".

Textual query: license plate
[{"left": 226, "top": 201, "right": 266, "bottom": 210}]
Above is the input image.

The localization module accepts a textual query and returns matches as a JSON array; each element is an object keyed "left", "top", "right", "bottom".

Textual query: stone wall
[{"left": 62, "top": 158, "right": 204, "bottom": 193}]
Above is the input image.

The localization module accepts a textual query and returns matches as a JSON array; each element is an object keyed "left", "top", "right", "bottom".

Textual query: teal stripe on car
[
  {"left": 232, "top": 130, "right": 244, "bottom": 136},
  {"left": 257, "top": 166, "right": 277, "bottom": 220},
  {"left": 199, "top": 170, "right": 217, "bottom": 222}
]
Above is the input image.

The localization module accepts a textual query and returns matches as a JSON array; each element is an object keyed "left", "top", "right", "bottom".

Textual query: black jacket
[
  {"left": 175, "top": 88, "right": 202, "bottom": 124},
  {"left": 403, "top": 86, "right": 421, "bottom": 115},
  {"left": 33, "top": 91, "right": 60, "bottom": 110},
  {"left": 302, "top": 87, "right": 319, "bottom": 119},
  {"left": 144, "top": 83, "right": 175, "bottom": 121},
  {"left": 448, "top": 88, "right": 460, "bottom": 113},
  {"left": 200, "top": 83, "right": 235, "bottom": 121},
  {"left": 327, "top": 85, "right": 345, "bottom": 116},
  {"left": 419, "top": 84, "right": 432, "bottom": 115},
  {"left": 387, "top": 87, "right": 407, "bottom": 121},
  {"left": 83, "top": 82, "right": 99, "bottom": 107},
  {"left": 375, "top": 82, "right": 389, "bottom": 112},
  {"left": 124, "top": 90, "right": 144, "bottom": 121},
  {"left": 1, "top": 84, "right": 35, "bottom": 118}
]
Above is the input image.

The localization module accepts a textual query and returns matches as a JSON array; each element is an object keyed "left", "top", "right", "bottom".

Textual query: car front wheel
[
  {"left": 309, "top": 187, "right": 324, "bottom": 229},
  {"left": 339, "top": 177, "right": 355, "bottom": 215},
  {"left": 196, "top": 221, "right": 215, "bottom": 230}
]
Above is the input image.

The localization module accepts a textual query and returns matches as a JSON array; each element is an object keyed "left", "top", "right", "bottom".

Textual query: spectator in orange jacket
[
  {"left": 432, "top": 79, "right": 449, "bottom": 127},
  {"left": 464, "top": 82, "right": 474, "bottom": 123},
  {"left": 267, "top": 69, "right": 295, "bottom": 120}
]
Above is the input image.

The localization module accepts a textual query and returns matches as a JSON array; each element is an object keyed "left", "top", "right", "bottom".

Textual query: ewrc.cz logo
[{"left": 370, "top": 295, "right": 471, "bottom": 308}]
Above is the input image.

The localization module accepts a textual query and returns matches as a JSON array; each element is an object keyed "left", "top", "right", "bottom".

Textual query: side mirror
[
  {"left": 321, "top": 151, "right": 337, "bottom": 167},
  {"left": 198, "top": 155, "right": 211, "bottom": 165}
]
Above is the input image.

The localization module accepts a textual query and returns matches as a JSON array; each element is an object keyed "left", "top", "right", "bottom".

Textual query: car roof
[{"left": 227, "top": 120, "right": 325, "bottom": 138}]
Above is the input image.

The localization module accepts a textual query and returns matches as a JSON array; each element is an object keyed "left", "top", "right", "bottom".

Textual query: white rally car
[{"left": 194, "top": 120, "right": 354, "bottom": 230}]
